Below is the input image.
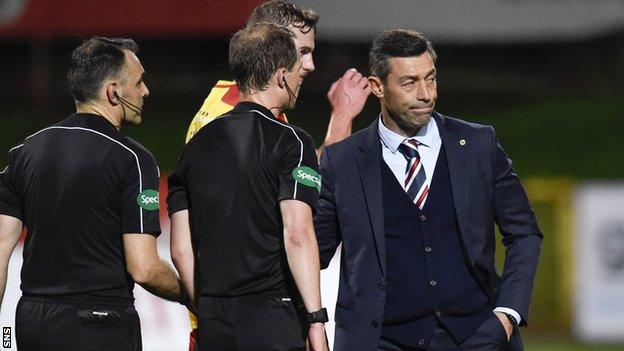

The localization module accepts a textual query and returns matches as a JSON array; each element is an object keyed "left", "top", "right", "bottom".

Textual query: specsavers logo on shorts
[
  {"left": 292, "top": 166, "right": 321, "bottom": 193},
  {"left": 137, "top": 189, "right": 159, "bottom": 211}
]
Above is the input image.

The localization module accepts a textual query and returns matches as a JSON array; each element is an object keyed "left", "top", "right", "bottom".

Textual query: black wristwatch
[
  {"left": 504, "top": 313, "right": 518, "bottom": 326},
  {"left": 307, "top": 308, "right": 329, "bottom": 324}
]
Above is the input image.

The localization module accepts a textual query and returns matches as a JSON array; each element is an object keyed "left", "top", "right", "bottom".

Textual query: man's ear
[
  {"left": 105, "top": 81, "right": 119, "bottom": 105},
  {"left": 276, "top": 68, "right": 289, "bottom": 89},
  {"left": 369, "top": 76, "right": 384, "bottom": 98}
]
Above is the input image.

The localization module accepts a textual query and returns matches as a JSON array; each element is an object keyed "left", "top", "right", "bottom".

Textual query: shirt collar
[
  {"left": 377, "top": 114, "right": 438, "bottom": 154},
  {"left": 232, "top": 101, "right": 277, "bottom": 120},
  {"left": 70, "top": 113, "right": 120, "bottom": 133}
]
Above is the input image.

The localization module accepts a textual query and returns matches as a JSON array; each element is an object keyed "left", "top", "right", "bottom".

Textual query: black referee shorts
[
  {"left": 198, "top": 291, "right": 306, "bottom": 351},
  {"left": 16, "top": 295, "right": 142, "bottom": 351}
]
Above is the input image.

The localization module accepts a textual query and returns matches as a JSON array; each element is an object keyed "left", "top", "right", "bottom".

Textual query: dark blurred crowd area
[{"left": 1, "top": 32, "right": 623, "bottom": 176}]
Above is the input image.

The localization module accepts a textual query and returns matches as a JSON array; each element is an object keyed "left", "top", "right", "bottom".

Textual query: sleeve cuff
[
  {"left": 0, "top": 208, "right": 22, "bottom": 221},
  {"left": 493, "top": 307, "right": 521, "bottom": 326},
  {"left": 166, "top": 194, "right": 189, "bottom": 217},
  {"left": 278, "top": 196, "right": 317, "bottom": 214}
]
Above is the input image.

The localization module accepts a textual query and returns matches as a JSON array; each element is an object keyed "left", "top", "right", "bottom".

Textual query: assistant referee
[
  {"left": 168, "top": 24, "right": 328, "bottom": 350},
  {"left": 0, "top": 37, "right": 186, "bottom": 351}
]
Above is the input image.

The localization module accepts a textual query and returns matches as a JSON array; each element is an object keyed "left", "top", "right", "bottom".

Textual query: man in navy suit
[{"left": 315, "top": 30, "right": 542, "bottom": 351}]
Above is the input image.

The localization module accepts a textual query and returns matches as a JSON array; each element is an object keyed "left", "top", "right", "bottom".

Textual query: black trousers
[
  {"left": 198, "top": 291, "right": 306, "bottom": 351},
  {"left": 379, "top": 312, "right": 523, "bottom": 351},
  {"left": 16, "top": 296, "right": 142, "bottom": 351}
]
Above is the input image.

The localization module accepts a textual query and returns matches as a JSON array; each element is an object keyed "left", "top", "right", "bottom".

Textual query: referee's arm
[
  {"left": 281, "top": 200, "right": 322, "bottom": 313},
  {"left": 0, "top": 215, "right": 21, "bottom": 307},
  {"left": 169, "top": 210, "right": 196, "bottom": 311},
  {"left": 278, "top": 131, "right": 327, "bottom": 349},
  {"left": 281, "top": 200, "right": 328, "bottom": 351},
  {"left": 166, "top": 155, "right": 196, "bottom": 312},
  {"left": 119, "top": 148, "right": 187, "bottom": 306},
  {"left": 0, "top": 150, "right": 24, "bottom": 308},
  {"left": 123, "top": 233, "right": 186, "bottom": 304},
  {"left": 278, "top": 133, "right": 323, "bottom": 313}
]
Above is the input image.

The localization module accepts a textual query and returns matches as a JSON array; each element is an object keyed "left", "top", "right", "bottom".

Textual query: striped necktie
[{"left": 397, "top": 139, "right": 429, "bottom": 209}]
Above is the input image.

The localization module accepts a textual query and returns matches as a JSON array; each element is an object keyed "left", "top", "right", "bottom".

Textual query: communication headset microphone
[
  {"left": 113, "top": 91, "right": 143, "bottom": 117},
  {"left": 282, "top": 77, "right": 301, "bottom": 105}
]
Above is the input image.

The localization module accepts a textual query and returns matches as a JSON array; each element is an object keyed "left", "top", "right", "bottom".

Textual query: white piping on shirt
[
  {"left": 1, "top": 145, "right": 24, "bottom": 175},
  {"left": 9, "top": 144, "right": 24, "bottom": 153},
  {"left": 249, "top": 109, "right": 304, "bottom": 199}
]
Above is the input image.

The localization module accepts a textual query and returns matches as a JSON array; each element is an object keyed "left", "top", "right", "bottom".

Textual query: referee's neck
[
  {"left": 76, "top": 101, "right": 121, "bottom": 130},
  {"left": 239, "top": 92, "right": 284, "bottom": 118}
]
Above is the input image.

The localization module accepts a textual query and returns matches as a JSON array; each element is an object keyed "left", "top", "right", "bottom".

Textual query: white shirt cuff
[{"left": 493, "top": 307, "right": 521, "bottom": 326}]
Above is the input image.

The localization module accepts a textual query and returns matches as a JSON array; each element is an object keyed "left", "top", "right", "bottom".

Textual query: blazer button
[
  {"left": 378, "top": 280, "right": 385, "bottom": 289},
  {"left": 435, "top": 310, "right": 442, "bottom": 317},
  {"left": 418, "top": 339, "right": 425, "bottom": 346},
  {"left": 424, "top": 246, "right": 432, "bottom": 253},
  {"left": 420, "top": 214, "right": 427, "bottom": 221},
  {"left": 429, "top": 280, "right": 437, "bottom": 286},
  {"left": 371, "top": 320, "right": 378, "bottom": 328}
]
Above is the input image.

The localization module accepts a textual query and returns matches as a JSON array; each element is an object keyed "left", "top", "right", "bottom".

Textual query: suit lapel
[
  {"left": 356, "top": 120, "right": 386, "bottom": 276},
  {"left": 434, "top": 112, "right": 470, "bottom": 239}
]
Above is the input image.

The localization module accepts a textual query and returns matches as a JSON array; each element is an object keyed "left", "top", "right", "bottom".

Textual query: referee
[
  {"left": 168, "top": 24, "right": 328, "bottom": 351},
  {"left": 0, "top": 37, "right": 185, "bottom": 351}
]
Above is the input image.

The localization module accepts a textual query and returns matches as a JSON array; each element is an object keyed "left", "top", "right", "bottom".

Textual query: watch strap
[
  {"left": 504, "top": 312, "right": 518, "bottom": 326},
  {"left": 307, "top": 308, "right": 329, "bottom": 324}
]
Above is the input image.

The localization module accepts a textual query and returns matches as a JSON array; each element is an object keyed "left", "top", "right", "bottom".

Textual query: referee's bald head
[{"left": 229, "top": 23, "right": 298, "bottom": 95}]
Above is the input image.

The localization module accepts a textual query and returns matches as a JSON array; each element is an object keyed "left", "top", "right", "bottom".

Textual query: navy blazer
[{"left": 314, "top": 112, "right": 542, "bottom": 351}]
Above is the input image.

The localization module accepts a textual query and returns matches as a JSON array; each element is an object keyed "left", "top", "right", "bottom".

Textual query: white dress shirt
[
  {"left": 377, "top": 116, "right": 521, "bottom": 326},
  {"left": 378, "top": 115, "right": 441, "bottom": 189}
]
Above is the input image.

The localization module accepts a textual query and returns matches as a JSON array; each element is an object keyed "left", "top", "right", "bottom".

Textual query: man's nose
[
  {"left": 303, "top": 56, "right": 315, "bottom": 75},
  {"left": 416, "top": 82, "right": 430, "bottom": 101},
  {"left": 142, "top": 83, "right": 150, "bottom": 98}
]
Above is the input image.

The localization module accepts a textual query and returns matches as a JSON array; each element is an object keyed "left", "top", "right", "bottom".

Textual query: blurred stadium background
[{"left": 1, "top": 0, "right": 623, "bottom": 350}]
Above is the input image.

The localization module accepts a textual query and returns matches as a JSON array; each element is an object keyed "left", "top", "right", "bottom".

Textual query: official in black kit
[
  {"left": 0, "top": 37, "right": 185, "bottom": 351},
  {"left": 168, "top": 24, "right": 329, "bottom": 351}
]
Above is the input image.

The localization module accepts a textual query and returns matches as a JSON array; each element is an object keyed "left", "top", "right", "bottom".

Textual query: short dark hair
[
  {"left": 247, "top": 0, "right": 319, "bottom": 34},
  {"left": 67, "top": 37, "right": 139, "bottom": 103},
  {"left": 369, "top": 30, "right": 437, "bottom": 82},
  {"left": 229, "top": 23, "right": 298, "bottom": 94}
]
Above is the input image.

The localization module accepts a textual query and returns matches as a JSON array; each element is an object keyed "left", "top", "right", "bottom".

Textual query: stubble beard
[{"left": 387, "top": 106, "right": 431, "bottom": 136}]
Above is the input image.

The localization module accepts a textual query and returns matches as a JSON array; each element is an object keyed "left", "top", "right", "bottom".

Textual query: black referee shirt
[
  {"left": 167, "top": 101, "right": 320, "bottom": 297},
  {"left": 0, "top": 113, "right": 161, "bottom": 300}
]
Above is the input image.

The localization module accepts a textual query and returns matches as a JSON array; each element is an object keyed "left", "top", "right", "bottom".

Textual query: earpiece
[
  {"left": 113, "top": 90, "right": 143, "bottom": 116},
  {"left": 282, "top": 76, "right": 298, "bottom": 103}
]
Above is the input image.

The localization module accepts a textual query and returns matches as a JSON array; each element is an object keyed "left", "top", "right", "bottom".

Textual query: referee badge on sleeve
[
  {"left": 292, "top": 166, "right": 321, "bottom": 193},
  {"left": 137, "top": 189, "right": 159, "bottom": 210}
]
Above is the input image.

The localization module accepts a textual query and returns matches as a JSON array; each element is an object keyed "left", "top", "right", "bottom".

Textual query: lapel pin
[{"left": 459, "top": 139, "right": 466, "bottom": 146}]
